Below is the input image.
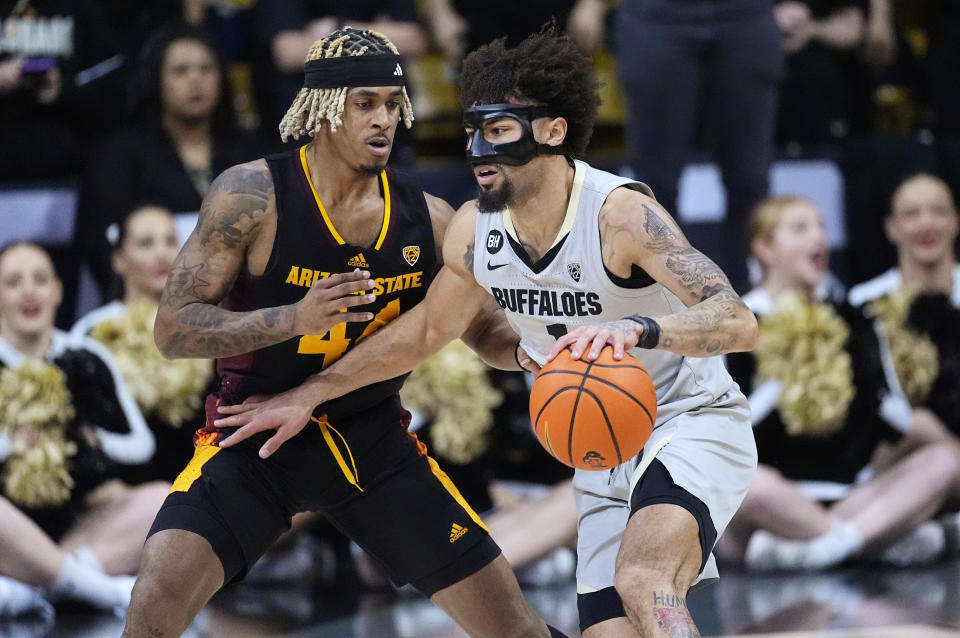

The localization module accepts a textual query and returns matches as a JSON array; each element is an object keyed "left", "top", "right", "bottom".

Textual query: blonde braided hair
[{"left": 279, "top": 27, "right": 414, "bottom": 141}]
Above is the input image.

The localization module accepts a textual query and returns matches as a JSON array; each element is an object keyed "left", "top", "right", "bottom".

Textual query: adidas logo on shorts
[{"left": 449, "top": 523, "right": 467, "bottom": 543}]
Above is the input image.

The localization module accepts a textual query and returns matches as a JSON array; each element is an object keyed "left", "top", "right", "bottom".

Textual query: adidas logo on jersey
[
  {"left": 347, "top": 253, "right": 369, "bottom": 268},
  {"left": 393, "top": 63, "right": 403, "bottom": 76},
  {"left": 449, "top": 523, "right": 468, "bottom": 543}
]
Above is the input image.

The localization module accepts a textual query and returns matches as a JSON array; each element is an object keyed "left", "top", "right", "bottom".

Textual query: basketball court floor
[{"left": 12, "top": 553, "right": 960, "bottom": 637}]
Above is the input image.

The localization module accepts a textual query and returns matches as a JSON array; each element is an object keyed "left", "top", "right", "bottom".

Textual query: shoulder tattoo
[
  {"left": 641, "top": 203, "right": 683, "bottom": 254},
  {"left": 197, "top": 165, "right": 274, "bottom": 249},
  {"left": 641, "top": 201, "right": 735, "bottom": 302},
  {"left": 463, "top": 241, "right": 475, "bottom": 274}
]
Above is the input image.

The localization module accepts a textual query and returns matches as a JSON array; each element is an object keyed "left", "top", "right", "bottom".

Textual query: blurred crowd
[{"left": 2, "top": 0, "right": 960, "bottom": 633}]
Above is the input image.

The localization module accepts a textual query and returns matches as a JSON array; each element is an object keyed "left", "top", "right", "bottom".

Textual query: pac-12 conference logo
[
  {"left": 486, "top": 230, "right": 504, "bottom": 254},
  {"left": 402, "top": 245, "right": 420, "bottom": 266}
]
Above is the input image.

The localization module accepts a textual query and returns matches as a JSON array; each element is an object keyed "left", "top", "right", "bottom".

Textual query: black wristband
[
  {"left": 624, "top": 315, "right": 661, "bottom": 349},
  {"left": 513, "top": 341, "right": 525, "bottom": 369}
]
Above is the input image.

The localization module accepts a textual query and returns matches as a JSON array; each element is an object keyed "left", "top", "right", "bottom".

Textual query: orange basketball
[{"left": 529, "top": 347, "right": 656, "bottom": 471}]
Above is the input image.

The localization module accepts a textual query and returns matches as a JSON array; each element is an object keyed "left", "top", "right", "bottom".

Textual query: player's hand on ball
[
  {"left": 294, "top": 269, "right": 376, "bottom": 336},
  {"left": 547, "top": 319, "right": 640, "bottom": 362},
  {"left": 214, "top": 388, "right": 316, "bottom": 458}
]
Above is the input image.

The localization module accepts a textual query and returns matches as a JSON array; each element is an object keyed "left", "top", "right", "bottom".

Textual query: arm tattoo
[
  {"left": 639, "top": 202, "right": 730, "bottom": 303},
  {"left": 664, "top": 247, "right": 728, "bottom": 298},
  {"left": 642, "top": 203, "right": 683, "bottom": 253},
  {"left": 463, "top": 242, "right": 475, "bottom": 274},
  {"left": 157, "top": 293, "right": 297, "bottom": 358},
  {"left": 155, "top": 164, "right": 300, "bottom": 358},
  {"left": 632, "top": 199, "right": 753, "bottom": 355},
  {"left": 197, "top": 166, "right": 273, "bottom": 249},
  {"left": 660, "top": 246, "right": 744, "bottom": 354},
  {"left": 162, "top": 253, "right": 230, "bottom": 311},
  {"left": 667, "top": 290, "right": 742, "bottom": 354},
  {"left": 164, "top": 260, "right": 212, "bottom": 305}
]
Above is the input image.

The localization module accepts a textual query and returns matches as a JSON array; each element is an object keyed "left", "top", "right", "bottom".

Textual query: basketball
[{"left": 529, "top": 347, "right": 656, "bottom": 471}]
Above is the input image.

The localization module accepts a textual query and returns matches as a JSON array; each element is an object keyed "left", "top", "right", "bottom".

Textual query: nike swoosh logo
[{"left": 486, "top": 261, "right": 509, "bottom": 270}]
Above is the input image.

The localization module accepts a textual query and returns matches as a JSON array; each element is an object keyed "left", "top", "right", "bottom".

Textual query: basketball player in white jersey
[{"left": 214, "top": 28, "right": 759, "bottom": 637}]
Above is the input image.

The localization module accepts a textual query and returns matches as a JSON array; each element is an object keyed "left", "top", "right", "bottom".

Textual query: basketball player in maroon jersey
[{"left": 122, "top": 27, "right": 564, "bottom": 638}]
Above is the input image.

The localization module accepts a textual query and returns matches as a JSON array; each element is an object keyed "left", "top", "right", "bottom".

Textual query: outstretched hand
[
  {"left": 213, "top": 388, "right": 318, "bottom": 458},
  {"left": 546, "top": 319, "right": 640, "bottom": 362}
]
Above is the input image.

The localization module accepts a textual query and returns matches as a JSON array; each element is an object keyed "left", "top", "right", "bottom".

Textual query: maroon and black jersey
[{"left": 204, "top": 145, "right": 437, "bottom": 430}]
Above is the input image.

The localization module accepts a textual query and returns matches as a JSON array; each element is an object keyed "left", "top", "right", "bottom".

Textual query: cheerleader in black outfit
[
  {"left": 718, "top": 196, "right": 959, "bottom": 571},
  {"left": 848, "top": 175, "right": 960, "bottom": 495},
  {"left": 0, "top": 243, "right": 168, "bottom": 618},
  {"left": 72, "top": 205, "right": 213, "bottom": 483}
]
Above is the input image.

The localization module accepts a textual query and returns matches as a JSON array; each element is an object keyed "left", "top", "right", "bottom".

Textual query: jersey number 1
[{"left": 546, "top": 323, "right": 568, "bottom": 340}]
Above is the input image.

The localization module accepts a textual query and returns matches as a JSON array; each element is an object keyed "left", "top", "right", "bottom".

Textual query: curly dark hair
[{"left": 458, "top": 26, "right": 600, "bottom": 158}]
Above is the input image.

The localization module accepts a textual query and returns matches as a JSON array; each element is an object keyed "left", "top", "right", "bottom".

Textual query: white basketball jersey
[{"left": 473, "top": 160, "right": 736, "bottom": 424}]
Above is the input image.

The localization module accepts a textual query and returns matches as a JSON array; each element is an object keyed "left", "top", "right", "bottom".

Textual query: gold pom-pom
[
  {"left": 866, "top": 289, "right": 939, "bottom": 406},
  {"left": 754, "top": 292, "right": 855, "bottom": 437},
  {"left": 0, "top": 362, "right": 77, "bottom": 507},
  {"left": 3, "top": 433, "right": 77, "bottom": 508},
  {"left": 400, "top": 340, "right": 502, "bottom": 464},
  {"left": 0, "top": 361, "right": 75, "bottom": 431},
  {"left": 90, "top": 301, "right": 212, "bottom": 427}
]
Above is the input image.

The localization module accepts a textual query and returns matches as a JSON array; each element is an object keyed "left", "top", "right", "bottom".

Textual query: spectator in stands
[
  {"left": 614, "top": 0, "right": 783, "bottom": 293},
  {"left": 774, "top": 0, "right": 865, "bottom": 148},
  {"left": 246, "top": 0, "right": 427, "bottom": 154},
  {"left": 848, "top": 174, "right": 960, "bottom": 492},
  {"left": 0, "top": 242, "right": 167, "bottom": 618},
  {"left": 926, "top": 0, "right": 960, "bottom": 199},
  {"left": 0, "top": 0, "right": 127, "bottom": 179},
  {"left": 720, "top": 196, "right": 960, "bottom": 571},
  {"left": 75, "top": 22, "right": 260, "bottom": 299},
  {"left": 72, "top": 206, "right": 213, "bottom": 484},
  {"left": 420, "top": 0, "right": 606, "bottom": 65},
  {"left": 861, "top": 0, "right": 897, "bottom": 70},
  {"left": 835, "top": 0, "right": 939, "bottom": 286}
]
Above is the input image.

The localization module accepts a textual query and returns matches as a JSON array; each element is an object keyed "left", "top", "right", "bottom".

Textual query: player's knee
[
  {"left": 613, "top": 562, "right": 668, "bottom": 606},
  {"left": 133, "top": 530, "right": 222, "bottom": 610},
  {"left": 130, "top": 553, "right": 184, "bottom": 611},
  {"left": 127, "top": 545, "right": 218, "bottom": 634},
  {"left": 125, "top": 571, "right": 193, "bottom": 637}
]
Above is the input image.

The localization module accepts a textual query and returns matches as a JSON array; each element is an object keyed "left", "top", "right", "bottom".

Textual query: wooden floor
[{"left": 8, "top": 554, "right": 960, "bottom": 637}]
